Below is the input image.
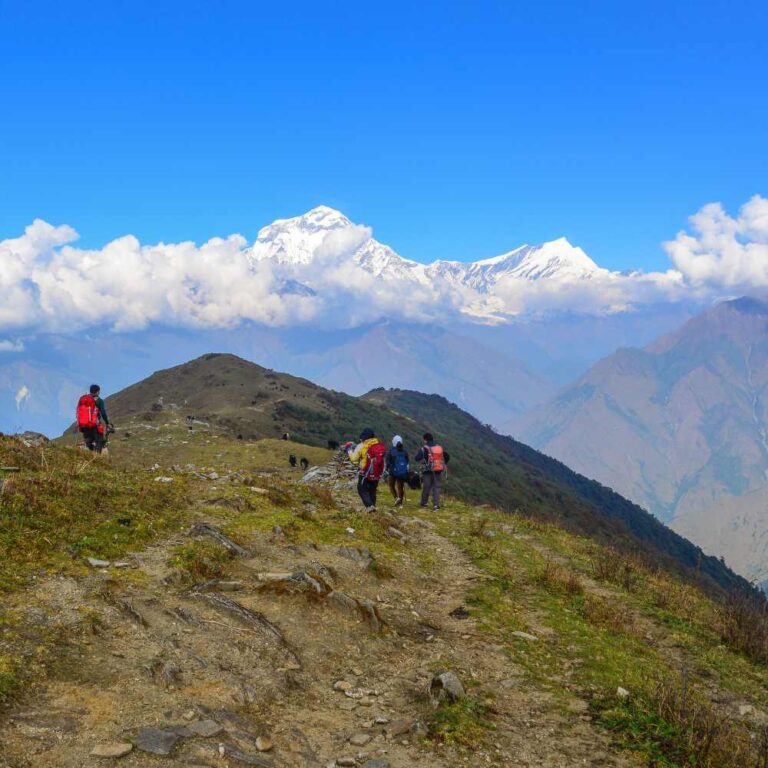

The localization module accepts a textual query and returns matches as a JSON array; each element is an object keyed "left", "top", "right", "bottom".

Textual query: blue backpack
[{"left": 392, "top": 450, "right": 409, "bottom": 479}]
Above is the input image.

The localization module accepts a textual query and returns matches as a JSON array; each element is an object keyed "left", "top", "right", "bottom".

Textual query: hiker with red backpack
[
  {"left": 386, "top": 434, "right": 410, "bottom": 508},
  {"left": 346, "top": 427, "right": 387, "bottom": 512},
  {"left": 77, "top": 384, "right": 111, "bottom": 453},
  {"left": 415, "top": 432, "right": 450, "bottom": 510}
]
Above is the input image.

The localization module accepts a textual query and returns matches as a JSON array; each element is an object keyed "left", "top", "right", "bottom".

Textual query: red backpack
[
  {"left": 364, "top": 441, "right": 387, "bottom": 482},
  {"left": 425, "top": 445, "right": 446, "bottom": 472},
  {"left": 76, "top": 394, "right": 100, "bottom": 430}
]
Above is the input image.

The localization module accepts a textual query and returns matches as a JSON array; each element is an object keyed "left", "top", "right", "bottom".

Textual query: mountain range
[
  {"left": 248, "top": 206, "right": 608, "bottom": 304},
  {"left": 518, "top": 296, "right": 768, "bottom": 583},
  {"left": 2, "top": 205, "right": 696, "bottom": 437}
]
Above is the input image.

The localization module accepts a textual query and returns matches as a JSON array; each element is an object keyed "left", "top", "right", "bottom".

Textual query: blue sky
[{"left": 1, "top": 0, "right": 766, "bottom": 270}]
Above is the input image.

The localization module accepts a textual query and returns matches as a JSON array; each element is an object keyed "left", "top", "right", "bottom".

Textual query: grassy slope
[
  {"left": 6, "top": 426, "right": 768, "bottom": 766},
  {"left": 362, "top": 388, "right": 752, "bottom": 597},
  {"left": 83, "top": 353, "right": 751, "bottom": 597}
]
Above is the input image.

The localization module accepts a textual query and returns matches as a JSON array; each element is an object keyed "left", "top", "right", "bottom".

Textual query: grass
[
  {"left": 428, "top": 698, "right": 494, "bottom": 748},
  {"left": 0, "top": 435, "right": 192, "bottom": 703},
  {"left": 0, "top": 436, "right": 190, "bottom": 592},
  {"left": 169, "top": 540, "right": 235, "bottom": 582},
  {"left": 431, "top": 499, "right": 768, "bottom": 767}
]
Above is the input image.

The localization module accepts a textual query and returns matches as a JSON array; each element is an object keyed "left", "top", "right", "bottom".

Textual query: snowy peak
[
  {"left": 249, "top": 206, "right": 604, "bottom": 298},
  {"left": 250, "top": 206, "right": 354, "bottom": 265}
]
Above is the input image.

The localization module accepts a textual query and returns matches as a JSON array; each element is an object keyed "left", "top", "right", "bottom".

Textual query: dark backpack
[{"left": 392, "top": 450, "right": 409, "bottom": 479}]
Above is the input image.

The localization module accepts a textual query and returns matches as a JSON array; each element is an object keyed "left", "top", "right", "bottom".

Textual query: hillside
[
  {"left": 77, "top": 353, "right": 750, "bottom": 597},
  {"left": 516, "top": 296, "right": 768, "bottom": 583},
  {"left": 5, "top": 431, "right": 768, "bottom": 767}
]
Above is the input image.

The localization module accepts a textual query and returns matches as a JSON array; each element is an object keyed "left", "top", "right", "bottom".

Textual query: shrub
[{"left": 719, "top": 590, "right": 768, "bottom": 665}]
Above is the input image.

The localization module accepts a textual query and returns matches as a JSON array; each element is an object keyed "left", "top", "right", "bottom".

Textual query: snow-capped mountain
[{"left": 249, "top": 206, "right": 605, "bottom": 299}]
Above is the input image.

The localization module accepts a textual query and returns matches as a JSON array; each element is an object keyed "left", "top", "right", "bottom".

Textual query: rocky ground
[{"left": 0, "top": 453, "right": 636, "bottom": 768}]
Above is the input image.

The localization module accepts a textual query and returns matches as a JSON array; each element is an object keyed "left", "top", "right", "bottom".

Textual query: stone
[
  {"left": 511, "top": 631, "right": 538, "bottom": 642},
  {"left": 207, "top": 471, "right": 220, "bottom": 480},
  {"left": 387, "top": 719, "right": 415, "bottom": 737},
  {"left": 429, "top": 671, "right": 466, "bottom": 703},
  {"left": 90, "top": 742, "right": 133, "bottom": 757},
  {"left": 183, "top": 710, "right": 197, "bottom": 721},
  {"left": 345, "top": 687, "right": 366, "bottom": 699},
  {"left": 351, "top": 667, "right": 364, "bottom": 676},
  {"left": 186, "top": 719, "right": 224, "bottom": 737},
  {"left": 373, "top": 715, "right": 389, "bottom": 725},
  {"left": 363, "top": 760, "right": 391, "bottom": 768},
  {"left": 135, "top": 727, "right": 180, "bottom": 756},
  {"left": 337, "top": 546, "right": 373, "bottom": 567},
  {"left": 86, "top": 557, "right": 111, "bottom": 568},
  {"left": 616, "top": 687, "right": 630, "bottom": 699},
  {"left": 154, "top": 476, "right": 174, "bottom": 483},
  {"left": 336, "top": 758, "right": 357, "bottom": 767},
  {"left": 349, "top": 732, "right": 372, "bottom": 746},
  {"left": 255, "top": 736, "right": 273, "bottom": 751},
  {"left": 334, "top": 680, "right": 354, "bottom": 692}
]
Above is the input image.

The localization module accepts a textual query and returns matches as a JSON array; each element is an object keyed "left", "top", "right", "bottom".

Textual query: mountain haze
[{"left": 518, "top": 296, "right": 768, "bottom": 582}]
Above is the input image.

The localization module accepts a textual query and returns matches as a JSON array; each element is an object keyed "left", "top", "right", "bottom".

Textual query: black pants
[
  {"left": 420, "top": 471, "right": 442, "bottom": 508},
  {"left": 81, "top": 427, "right": 105, "bottom": 453},
  {"left": 357, "top": 476, "right": 378, "bottom": 508}
]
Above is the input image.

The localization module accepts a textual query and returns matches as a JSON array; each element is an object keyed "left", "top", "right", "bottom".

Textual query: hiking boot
[
  {"left": 394, "top": 498, "right": 403, "bottom": 508},
  {"left": 366, "top": 505, "right": 377, "bottom": 513},
  {"left": 433, "top": 505, "right": 440, "bottom": 511}
]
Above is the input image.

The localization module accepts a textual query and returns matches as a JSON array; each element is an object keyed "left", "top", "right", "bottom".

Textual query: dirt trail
[{"left": 0, "top": 488, "right": 637, "bottom": 767}]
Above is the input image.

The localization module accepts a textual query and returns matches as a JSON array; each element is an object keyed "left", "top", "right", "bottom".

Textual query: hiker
[
  {"left": 300, "top": 457, "right": 310, "bottom": 470},
  {"left": 346, "top": 427, "right": 387, "bottom": 512},
  {"left": 415, "top": 432, "right": 450, "bottom": 510},
  {"left": 76, "top": 384, "right": 111, "bottom": 453},
  {"left": 386, "top": 434, "right": 409, "bottom": 507},
  {"left": 289, "top": 454, "right": 297, "bottom": 467}
]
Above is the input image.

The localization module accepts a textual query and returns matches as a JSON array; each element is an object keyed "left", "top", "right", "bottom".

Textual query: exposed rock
[
  {"left": 386, "top": 719, "right": 415, "bottom": 737},
  {"left": 255, "top": 736, "right": 273, "bottom": 752},
  {"left": 349, "top": 732, "right": 372, "bottom": 746},
  {"left": 154, "top": 476, "right": 174, "bottom": 483},
  {"left": 363, "top": 760, "right": 391, "bottom": 768},
  {"left": 17, "top": 431, "right": 49, "bottom": 448},
  {"left": 86, "top": 557, "right": 111, "bottom": 568},
  {"left": 336, "top": 758, "right": 357, "bottom": 767},
  {"left": 189, "top": 522, "right": 250, "bottom": 557},
  {"left": 429, "top": 671, "right": 466, "bottom": 703},
  {"left": 511, "top": 630, "right": 538, "bottom": 642},
  {"left": 334, "top": 680, "right": 354, "bottom": 692},
  {"left": 337, "top": 546, "right": 373, "bottom": 568},
  {"left": 90, "top": 742, "right": 133, "bottom": 757},
  {"left": 134, "top": 727, "right": 180, "bottom": 756},
  {"left": 186, "top": 719, "right": 224, "bottom": 737},
  {"left": 449, "top": 605, "right": 470, "bottom": 619},
  {"left": 616, "top": 686, "right": 630, "bottom": 699}
]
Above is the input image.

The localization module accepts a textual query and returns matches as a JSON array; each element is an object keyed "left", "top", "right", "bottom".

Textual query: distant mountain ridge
[
  {"left": 90, "top": 352, "right": 751, "bottom": 596},
  {"left": 248, "top": 205, "right": 604, "bottom": 315},
  {"left": 518, "top": 296, "right": 768, "bottom": 582}
]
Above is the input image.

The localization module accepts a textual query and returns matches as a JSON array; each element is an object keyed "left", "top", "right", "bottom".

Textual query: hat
[{"left": 392, "top": 435, "right": 403, "bottom": 447}]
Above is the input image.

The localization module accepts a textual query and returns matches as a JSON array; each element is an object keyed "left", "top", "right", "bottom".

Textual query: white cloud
[
  {"left": 15, "top": 385, "right": 30, "bottom": 410},
  {"left": 664, "top": 195, "right": 768, "bottom": 291},
  {"left": 1, "top": 197, "right": 767, "bottom": 336},
  {"left": 0, "top": 339, "right": 24, "bottom": 352}
]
